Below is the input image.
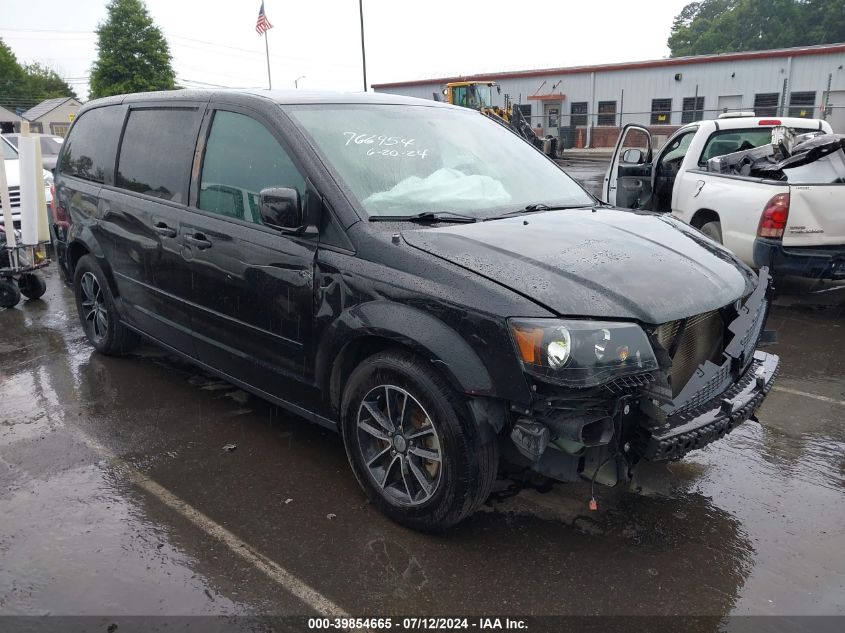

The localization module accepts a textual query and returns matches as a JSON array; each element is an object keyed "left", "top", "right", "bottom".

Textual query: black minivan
[{"left": 54, "top": 89, "right": 779, "bottom": 530}]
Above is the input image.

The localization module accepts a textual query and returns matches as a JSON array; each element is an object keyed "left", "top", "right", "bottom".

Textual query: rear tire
[
  {"left": 73, "top": 255, "right": 139, "bottom": 355},
  {"left": 341, "top": 350, "right": 498, "bottom": 531},
  {"left": 18, "top": 273, "right": 47, "bottom": 300},
  {"left": 700, "top": 220, "right": 723, "bottom": 244}
]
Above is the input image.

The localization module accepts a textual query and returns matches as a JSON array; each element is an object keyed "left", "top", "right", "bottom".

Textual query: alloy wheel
[
  {"left": 356, "top": 384, "right": 443, "bottom": 507},
  {"left": 80, "top": 272, "right": 108, "bottom": 342}
]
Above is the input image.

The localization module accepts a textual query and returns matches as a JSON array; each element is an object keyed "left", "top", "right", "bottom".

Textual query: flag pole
[
  {"left": 359, "top": 0, "right": 367, "bottom": 91},
  {"left": 264, "top": 31, "right": 272, "bottom": 89}
]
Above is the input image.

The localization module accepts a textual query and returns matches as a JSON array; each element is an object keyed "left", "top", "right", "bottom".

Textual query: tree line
[
  {"left": 669, "top": 0, "right": 845, "bottom": 57},
  {"left": 0, "top": 41, "right": 78, "bottom": 111},
  {"left": 1, "top": 0, "right": 174, "bottom": 112}
]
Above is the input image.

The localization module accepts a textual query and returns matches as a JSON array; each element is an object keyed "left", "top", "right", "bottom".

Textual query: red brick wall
[{"left": 579, "top": 125, "right": 682, "bottom": 148}]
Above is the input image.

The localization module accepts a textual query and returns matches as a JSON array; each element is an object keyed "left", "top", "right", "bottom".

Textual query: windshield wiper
[
  {"left": 369, "top": 211, "right": 478, "bottom": 223},
  {"left": 486, "top": 203, "right": 587, "bottom": 220}
]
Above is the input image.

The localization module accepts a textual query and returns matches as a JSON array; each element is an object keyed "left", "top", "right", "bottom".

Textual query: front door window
[{"left": 199, "top": 110, "right": 305, "bottom": 225}]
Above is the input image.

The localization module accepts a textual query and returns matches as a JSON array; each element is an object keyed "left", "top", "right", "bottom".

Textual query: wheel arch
[
  {"left": 318, "top": 302, "right": 496, "bottom": 415},
  {"left": 690, "top": 208, "right": 720, "bottom": 229},
  {"left": 66, "top": 232, "right": 121, "bottom": 297}
]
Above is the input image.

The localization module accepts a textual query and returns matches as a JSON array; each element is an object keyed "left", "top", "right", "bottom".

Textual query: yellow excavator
[{"left": 443, "top": 81, "right": 556, "bottom": 156}]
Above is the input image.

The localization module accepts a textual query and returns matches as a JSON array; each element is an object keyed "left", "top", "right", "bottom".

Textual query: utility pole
[{"left": 359, "top": 0, "right": 368, "bottom": 91}]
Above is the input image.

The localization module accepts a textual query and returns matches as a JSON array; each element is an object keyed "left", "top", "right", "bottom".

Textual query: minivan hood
[{"left": 401, "top": 207, "right": 755, "bottom": 324}]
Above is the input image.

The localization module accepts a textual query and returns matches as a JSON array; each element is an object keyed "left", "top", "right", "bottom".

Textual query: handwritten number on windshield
[
  {"left": 343, "top": 132, "right": 416, "bottom": 147},
  {"left": 366, "top": 148, "right": 429, "bottom": 158}
]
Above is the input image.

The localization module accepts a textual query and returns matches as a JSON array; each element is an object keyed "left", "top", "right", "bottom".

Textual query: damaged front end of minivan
[{"left": 505, "top": 267, "right": 780, "bottom": 490}]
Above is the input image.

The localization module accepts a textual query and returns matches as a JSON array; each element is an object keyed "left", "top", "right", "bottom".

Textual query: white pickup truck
[{"left": 603, "top": 114, "right": 845, "bottom": 280}]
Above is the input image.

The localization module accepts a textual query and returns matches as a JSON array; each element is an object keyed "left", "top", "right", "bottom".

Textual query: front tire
[
  {"left": 73, "top": 255, "right": 139, "bottom": 355},
  {"left": 700, "top": 220, "right": 723, "bottom": 244},
  {"left": 341, "top": 350, "right": 498, "bottom": 531}
]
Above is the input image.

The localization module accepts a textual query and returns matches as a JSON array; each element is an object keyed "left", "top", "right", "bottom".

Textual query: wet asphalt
[{"left": 1, "top": 158, "right": 844, "bottom": 624}]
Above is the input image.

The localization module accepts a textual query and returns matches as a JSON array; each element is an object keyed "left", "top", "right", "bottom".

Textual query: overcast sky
[{"left": 1, "top": 0, "right": 691, "bottom": 100}]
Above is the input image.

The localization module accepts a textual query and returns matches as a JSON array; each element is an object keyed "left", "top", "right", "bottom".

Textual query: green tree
[
  {"left": 0, "top": 39, "right": 27, "bottom": 107},
  {"left": 0, "top": 39, "right": 76, "bottom": 110},
  {"left": 668, "top": 0, "right": 845, "bottom": 57},
  {"left": 89, "top": 0, "right": 176, "bottom": 99},
  {"left": 22, "top": 63, "right": 78, "bottom": 100}
]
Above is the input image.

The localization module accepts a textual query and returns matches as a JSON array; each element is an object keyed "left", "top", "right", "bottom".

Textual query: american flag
[{"left": 256, "top": 1, "right": 273, "bottom": 35}]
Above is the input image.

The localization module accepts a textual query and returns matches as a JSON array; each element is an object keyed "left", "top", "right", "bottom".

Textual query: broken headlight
[{"left": 508, "top": 318, "right": 658, "bottom": 387}]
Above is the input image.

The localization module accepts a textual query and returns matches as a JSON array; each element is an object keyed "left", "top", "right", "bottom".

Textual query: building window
[
  {"left": 651, "top": 98, "right": 672, "bottom": 125},
  {"left": 754, "top": 93, "right": 780, "bottom": 117},
  {"left": 570, "top": 101, "right": 588, "bottom": 127},
  {"left": 681, "top": 96, "right": 705, "bottom": 124},
  {"left": 597, "top": 101, "right": 616, "bottom": 127},
  {"left": 50, "top": 122, "right": 70, "bottom": 137},
  {"left": 789, "top": 91, "right": 815, "bottom": 118}
]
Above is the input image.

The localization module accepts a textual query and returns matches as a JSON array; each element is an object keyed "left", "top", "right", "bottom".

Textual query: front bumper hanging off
[
  {"left": 640, "top": 350, "right": 779, "bottom": 461},
  {"left": 638, "top": 267, "right": 780, "bottom": 461}
]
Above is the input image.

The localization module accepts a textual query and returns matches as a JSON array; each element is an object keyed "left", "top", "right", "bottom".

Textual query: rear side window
[
  {"left": 116, "top": 108, "right": 199, "bottom": 202},
  {"left": 198, "top": 110, "right": 305, "bottom": 224},
  {"left": 699, "top": 127, "right": 819, "bottom": 164},
  {"left": 60, "top": 106, "right": 125, "bottom": 183}
]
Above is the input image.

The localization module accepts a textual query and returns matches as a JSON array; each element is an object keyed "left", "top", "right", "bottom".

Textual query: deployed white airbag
[{"left": 364, "top": 168, "right": 511, "bottom": 213}]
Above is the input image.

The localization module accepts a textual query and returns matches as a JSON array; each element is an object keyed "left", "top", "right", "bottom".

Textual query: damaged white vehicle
[{"left": 603, "top": 114, "right": 845, "bottom": 279}]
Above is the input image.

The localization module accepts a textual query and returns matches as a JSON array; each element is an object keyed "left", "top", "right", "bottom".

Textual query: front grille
[
  {"left": 8, "top": 186, "right": 20, "bottom": 208},
  {"left": 654, "top": 310, "right": 724, "bottom": 396}
]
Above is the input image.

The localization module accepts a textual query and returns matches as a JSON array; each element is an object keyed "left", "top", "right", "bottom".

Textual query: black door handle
[
  {"left": 184, "top": 233, "right": 212, "bottom": 250},
  {"left": 153, "top": 222, "right": 177, "bottom": 238}
]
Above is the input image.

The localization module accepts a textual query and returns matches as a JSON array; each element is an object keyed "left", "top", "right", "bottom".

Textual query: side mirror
[
  {"left": 259, "top": 187, "right": 302, "bottom": 231},
  {"left": 622, "top": 148, "right": 645, "bottom": 164}
]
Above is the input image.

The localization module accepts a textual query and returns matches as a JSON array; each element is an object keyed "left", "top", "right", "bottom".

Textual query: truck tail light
[
  {"left": 758, "top": 119, "right": 782, "bottom": 126},
  {"left": 757, "top": 193, "right": 789, "bottom": 239}
]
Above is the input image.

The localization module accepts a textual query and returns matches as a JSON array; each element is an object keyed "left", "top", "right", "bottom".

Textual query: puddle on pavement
[{"left": 1, "top": 264, "right": 844, "bottom": 616}]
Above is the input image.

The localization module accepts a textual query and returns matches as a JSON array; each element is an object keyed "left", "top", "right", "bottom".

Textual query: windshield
[
  {"left": 2, "top": 137, "right": 18, "bottom": 160},
  {"left": 469, "top": 84, "right": 493, "bottom": 109},
  {"left": 288, "top": 104, "right": 593, "bottom": 218}
]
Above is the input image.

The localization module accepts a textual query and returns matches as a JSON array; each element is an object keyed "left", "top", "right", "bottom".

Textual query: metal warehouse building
[{"left": 372, "top": 43, "right": 845, "bottom": 148}]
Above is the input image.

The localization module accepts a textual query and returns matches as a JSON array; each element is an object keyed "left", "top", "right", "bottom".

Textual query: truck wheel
[
  {"left": 73, "top": 255, "right": 139, "bottom": 355},
  {"left": 0, "top": 280, "right": 22, "bottom": 308},
  {"left": 18, "top": 273, "right": 47, "bottom": 300},
  {"left": 341, "top": 350, "right": 498, "bottom": 531},
  {"left": 700, "top": 221, "right": 723, "bottom": 244}
]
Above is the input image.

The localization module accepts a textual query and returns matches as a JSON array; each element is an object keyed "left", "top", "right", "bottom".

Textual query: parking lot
[{"left": 1, "top": 157, "right": 844, "bottom": 627}]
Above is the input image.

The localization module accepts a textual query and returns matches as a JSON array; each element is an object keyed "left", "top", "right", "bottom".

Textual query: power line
[{"left": 2, "top": 27, "right": 359, "bottom": 70}]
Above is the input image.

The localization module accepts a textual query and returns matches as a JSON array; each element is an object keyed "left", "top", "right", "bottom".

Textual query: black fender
[
  {"left": 316, "top": 301, "right": 496, "bottom": 409},
  {"left": 67, "top": 223, "right": 120, "bottom": 298}
]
